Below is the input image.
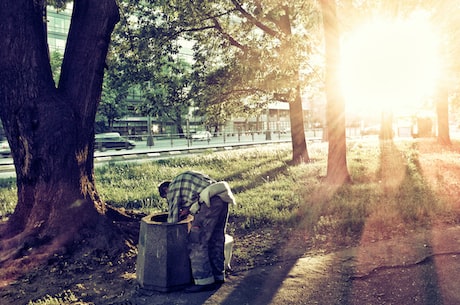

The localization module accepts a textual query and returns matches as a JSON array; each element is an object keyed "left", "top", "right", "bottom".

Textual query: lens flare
[{"left": 340, "top": 13, "right": 441, "bottom": 115}]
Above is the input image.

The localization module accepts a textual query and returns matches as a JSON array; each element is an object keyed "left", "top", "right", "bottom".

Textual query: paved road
[
  {"left": 0, "top": 132, "right": 302, "bottom": 178},
  {"left": 129, "top": 132, "right": 297, "bottom": 150}
]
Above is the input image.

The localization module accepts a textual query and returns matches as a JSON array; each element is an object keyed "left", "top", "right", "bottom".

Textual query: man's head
[{"left": 158, "top": 180, "right": 171, "bottom": 198}]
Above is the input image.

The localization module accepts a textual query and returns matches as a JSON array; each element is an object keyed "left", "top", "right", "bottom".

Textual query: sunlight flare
[{"left": 340, "top": 13, "right": 442, "bottom": 115}]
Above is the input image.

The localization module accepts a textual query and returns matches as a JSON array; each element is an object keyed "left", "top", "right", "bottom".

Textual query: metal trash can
[{"left": 136, "top": 212, "right": 193, "bottom": 292}]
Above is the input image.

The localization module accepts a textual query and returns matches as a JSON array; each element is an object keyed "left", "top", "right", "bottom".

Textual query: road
[
  {"left": 0, "top": 132, "right": 306, "bottom": 178},
  {"left": 130, "top": 132, "right": 296, "bottom": 150},
  {"left": 5, "top": 125, "right": 459, "bottom": 179},
  {"left": 6, "top": 126, "right": 460, "bottom": 179}
]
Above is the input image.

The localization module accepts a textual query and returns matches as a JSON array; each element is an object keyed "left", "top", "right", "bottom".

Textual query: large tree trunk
[
  {"left": 289, "top": 86, "right": 310, "bottom": 164},
  {"left": 380, "top": 111, "right": 394, "bottom": 140},
  {"left": 0, "top": 0, "right": 120, "bottom": 273},
  {"left": 320, "top": 0, "right": 351, "bottom": 185},
  {"left": 436, "top": 86, "right": 451, "bottom": 145}
]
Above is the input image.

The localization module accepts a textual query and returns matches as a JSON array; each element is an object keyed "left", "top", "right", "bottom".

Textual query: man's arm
[{"left": 167, "top": 193, "right": 180, "bottom": 223}]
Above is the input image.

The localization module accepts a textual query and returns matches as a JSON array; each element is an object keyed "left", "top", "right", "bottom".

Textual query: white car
[
  {"left": 95, "top": 132, "right": 136, "bottom": 151},
  {"left": 191, "top": 131, "right": 212, "bottom": 141},
  {"left": 0, "top": 140, "right": 11, "bottom": 157}
]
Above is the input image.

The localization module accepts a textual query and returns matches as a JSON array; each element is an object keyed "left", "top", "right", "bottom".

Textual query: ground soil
[{"left": 1, "top": 139, "right": 460, "bottom": 305}]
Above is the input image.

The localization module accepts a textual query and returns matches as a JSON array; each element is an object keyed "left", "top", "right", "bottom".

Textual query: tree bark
[
  {"left": 320, "top": 0, "right": 351, "bottom": 185},
  {"left": 289, "top": 86, "right": 310, "bottom": 164},
  {"left": 436, "top": 86, "right": 451, "bottom": 145},
  {"left": 277, "top": 6, "right": 309, "bottom": 164},
  {"left": 380, "top": 111, "right": 394, "bottom": 140},
  {"left": 0, "top": 0, "right": 120, "bottom": 270}
]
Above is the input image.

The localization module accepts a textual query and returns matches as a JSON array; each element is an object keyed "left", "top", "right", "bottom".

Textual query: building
[
  {"left": 46, "top": 4, "right": 315, "bottom": 138},
  {"left": 47, "top": 5, "right": 72, "bottom": 53}
]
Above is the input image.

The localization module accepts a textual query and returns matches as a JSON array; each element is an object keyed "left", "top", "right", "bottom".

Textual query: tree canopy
[{"left": 106, "top": 0, "right": 331, "bottom": 163}]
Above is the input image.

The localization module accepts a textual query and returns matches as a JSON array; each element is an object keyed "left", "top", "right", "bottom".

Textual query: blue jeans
[{"left": 188, "top": 196, "right": 229, "bottom": 285}]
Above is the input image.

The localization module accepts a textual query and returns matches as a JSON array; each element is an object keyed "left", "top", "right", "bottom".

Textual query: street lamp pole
[
  {"left": 186, "top": 115, "right": 190, "bottom": 147},
  {"left": 265, "top": 105, "right": 271, "bottom": 140},
  {"left": 147, "top": 115, "right": 154, "bottom": 147}
]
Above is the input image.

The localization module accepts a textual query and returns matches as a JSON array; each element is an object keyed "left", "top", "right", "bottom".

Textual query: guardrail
[
  {"left": 0, "top": 138, "right": 304, "bottom": 174},
  {"left": 92, "top": 139, "right": 294, "bottom": 163},
  {"left": 122, "top": 128, "right": 325, "bottom": 143}
]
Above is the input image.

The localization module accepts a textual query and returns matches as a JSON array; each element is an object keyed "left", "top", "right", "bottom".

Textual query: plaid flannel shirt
[{"left": 166, "top": 171, "right": 216, "bottom": 223}]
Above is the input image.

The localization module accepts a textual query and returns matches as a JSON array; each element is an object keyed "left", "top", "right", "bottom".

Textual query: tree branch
[
  {"left": 230, "top": 0, "right": 281, "bottom": 38},
  {"left": 211, "top": 18, "right": 248, "bottom": 52},
  {"left": 59, "top": 0, "right": 120, "bottom": 123},
  {"left": 178, "top": 25, "right": 216, "bottom": 36}
]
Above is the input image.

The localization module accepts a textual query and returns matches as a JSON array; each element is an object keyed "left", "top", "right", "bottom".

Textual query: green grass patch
[
  {"left": 27, "top": 290, "right": 79, "bottom": 305},
  {"left": 0, "top": 141, "right": 457, "bottom": 246},
  {"left": 0, "top": 177, "right": 17, "bottom": 218}
]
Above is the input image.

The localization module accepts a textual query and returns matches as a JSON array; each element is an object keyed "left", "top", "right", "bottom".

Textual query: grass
[
  {"left": 0, "top": 141, "right": 456, "bottom": 236},
  {"left": 27, "top": 291, "right": 79, "bottom": 305},
  {"left": 0, "top": 178, "right": 17, "bottom": 218},
  {"left": 4, "top": 139, "right": 460, "bottom": 304},
  {"left": 1, "top": 140, "right": 458, "bottom": 244}
]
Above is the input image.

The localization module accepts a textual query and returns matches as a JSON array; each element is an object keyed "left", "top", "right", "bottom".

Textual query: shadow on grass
[
  {"left": 228, "top": 163, "right": 290, "bottom": 195},
  {"left": 126, "top": 139, "right": 452, "bottom": 304},
  {"left": 339, "top": 139, "right": 444, "bottom": 304}
]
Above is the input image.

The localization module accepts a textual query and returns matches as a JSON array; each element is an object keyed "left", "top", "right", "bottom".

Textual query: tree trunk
[
  {"left": 289, "top": 86, "right": 310, "bottom": 164},
  {"left": 380, "top": 111, "right": 394, "bottom": 140},
  {"left": 0, "top": 0, "right": 121, "bottom": 272},
  {"left": 320, "top": 0, "right": 351, "bottom": 185},
  {"left": 276, "top": 10, "right": 309, "bottom": 164},
  {"left": 176, "top": 121, "right": 185, "bottom": 136},
  {"left": 436, "top": 86, "right": 451, "bottom": 145}
]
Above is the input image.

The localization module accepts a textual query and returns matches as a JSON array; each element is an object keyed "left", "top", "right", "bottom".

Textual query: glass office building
[{"left": 47, "top": 5, "right": 72, "bottom": 53}]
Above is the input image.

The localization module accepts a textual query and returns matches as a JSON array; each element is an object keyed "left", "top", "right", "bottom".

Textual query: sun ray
[{"left": 340, "top": 12, "right": 442, "bottom": 116}]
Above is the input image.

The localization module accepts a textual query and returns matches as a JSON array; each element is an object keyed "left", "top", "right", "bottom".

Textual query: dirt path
[
  {"left": 2, "top": 224, "right": 458, "bottom": 305},
  {"left": 123, "top": 224, "right": 460, "bottom": 305}
]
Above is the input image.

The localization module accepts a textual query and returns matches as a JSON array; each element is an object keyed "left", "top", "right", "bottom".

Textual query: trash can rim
[{"left": 141, "top": 212, "right": 193, "bottom": 225}]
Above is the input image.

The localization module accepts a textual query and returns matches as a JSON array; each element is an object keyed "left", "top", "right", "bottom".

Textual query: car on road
[
  {"left": 191, "top": 131, "right": 212, "bottom": 141},
  {"left": 360, "top": 125, "right": 380, "bottom": 136},
  {"left": 0, "top": 140, "right": 11, "bottom": 158},
  {"left": 95, "top": 132, "right": 135, "bottom": 151}
]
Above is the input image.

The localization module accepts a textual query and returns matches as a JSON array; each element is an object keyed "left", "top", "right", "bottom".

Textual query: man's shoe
[{"left": 184, "top": 283, "right": 216, "bottom": 293}]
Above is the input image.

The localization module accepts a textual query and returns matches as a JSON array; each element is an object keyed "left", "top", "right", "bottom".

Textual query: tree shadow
[
  {"left": 227, "top": 163, "right": 290, "bottom": 195},
  {"left": 157, "top": 140, "right": 451, "bottom": 304},
  {"left": 335, "top": 139, "right": 445, "bottom": 304}
]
